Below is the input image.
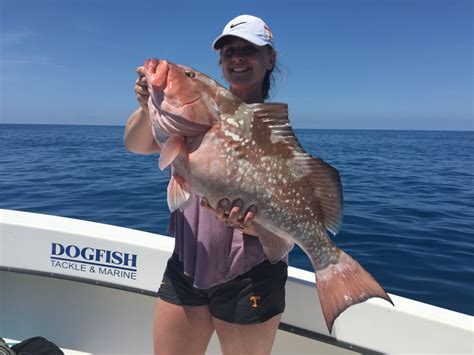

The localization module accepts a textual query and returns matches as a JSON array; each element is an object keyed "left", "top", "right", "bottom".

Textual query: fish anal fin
[
  {"left": 255, "top": 225, "right": 295, "bottom": 263},
  {"left": 314, "top": 249, "right": 393, "bottom": 333},
  {"left": 159, "top": 134, "right": 185, "bottom": 170},
  {"left": 167, "top": 174, "right": 191, "bottom": 212}
]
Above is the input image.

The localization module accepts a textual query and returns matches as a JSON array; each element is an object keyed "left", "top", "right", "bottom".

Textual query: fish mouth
[{"left": 145, "top": 59, "right": 169, "bottom": 90}]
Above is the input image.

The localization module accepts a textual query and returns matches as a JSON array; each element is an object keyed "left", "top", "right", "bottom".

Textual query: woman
[{"left": 124, "top": 15, "right": 290, "bottom": 355}]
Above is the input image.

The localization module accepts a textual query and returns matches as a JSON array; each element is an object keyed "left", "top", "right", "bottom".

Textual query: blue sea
[{"left": 1, "top": 124, "right": 473, "bottom": 316}]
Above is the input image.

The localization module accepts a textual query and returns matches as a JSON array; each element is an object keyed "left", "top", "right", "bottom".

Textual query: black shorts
[{"left": 157, "top": 253, "right": 288, "bottom": 325}]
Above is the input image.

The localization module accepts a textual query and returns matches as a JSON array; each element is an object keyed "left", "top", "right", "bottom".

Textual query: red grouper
[{"left": 144, "top": 58, "right": 393, "bottom": 333}]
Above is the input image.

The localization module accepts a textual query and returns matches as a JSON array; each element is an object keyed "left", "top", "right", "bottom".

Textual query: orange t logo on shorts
[{"left": 250, "top": 295, "right": 261, "bottom": 308}]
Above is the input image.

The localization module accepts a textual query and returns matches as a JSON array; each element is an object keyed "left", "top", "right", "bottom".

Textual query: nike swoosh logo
[{"left": 230, "top": 22, "right": 247, "bottom": 29}]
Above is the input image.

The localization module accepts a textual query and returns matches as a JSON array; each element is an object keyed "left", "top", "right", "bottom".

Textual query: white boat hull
[{"left": 1, "top": 209, "right": 472, "bottom": 354}]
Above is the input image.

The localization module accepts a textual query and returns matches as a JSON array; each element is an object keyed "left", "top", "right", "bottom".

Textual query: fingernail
[
  {"left": 233, "top": 199, "right": 243, "bottom": 208},
  {"left": 219, "top": 199, "right": 229, "bottom": 207},
  {"left": 247, "top": 205, "right": 257, "bottom": 214}
]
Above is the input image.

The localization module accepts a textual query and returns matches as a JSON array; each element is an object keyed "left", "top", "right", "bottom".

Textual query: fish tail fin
[{"left": 313, "top": 249, "right": 393, "bottom": 333}]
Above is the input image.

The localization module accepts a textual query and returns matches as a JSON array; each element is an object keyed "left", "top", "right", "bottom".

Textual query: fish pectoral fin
[
  {"left": 159, "top": 134, "right": 185, "bottom": 170},
  {"left": 255, "top": 226, "right": 295, "bottom": 263},
  {"left": 167, "top": 174, "right": 192, "bottom": 212}
]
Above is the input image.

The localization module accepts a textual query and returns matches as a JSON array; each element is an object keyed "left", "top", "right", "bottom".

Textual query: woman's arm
[
  {"left": 124, "top": 66, "right": 160, "bottom": 155},
  {"left": 124, "top": 107, "right": 160, "bottom": 154}
]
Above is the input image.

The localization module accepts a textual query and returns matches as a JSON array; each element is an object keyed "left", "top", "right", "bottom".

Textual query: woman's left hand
[{"left": 201, "top": 197, "right": 258, "bottom": 236}]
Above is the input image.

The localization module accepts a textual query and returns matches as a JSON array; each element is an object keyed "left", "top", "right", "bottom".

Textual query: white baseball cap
[{"left": 212, "top": 14, "right": 274, "bottom": 50}]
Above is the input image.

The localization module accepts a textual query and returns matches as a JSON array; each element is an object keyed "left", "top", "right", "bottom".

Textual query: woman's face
[{"left": 220, "top": 37, "right": 275, "bottom": 99}]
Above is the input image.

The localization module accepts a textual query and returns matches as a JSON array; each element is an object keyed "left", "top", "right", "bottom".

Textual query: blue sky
[{"left": 1, "top": 0, "right": 472, "bottom": 130}]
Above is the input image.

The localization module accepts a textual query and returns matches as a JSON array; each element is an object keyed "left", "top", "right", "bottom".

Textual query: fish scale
[{"left": 144, "top": 58, "right": 393, "bottom": 333}]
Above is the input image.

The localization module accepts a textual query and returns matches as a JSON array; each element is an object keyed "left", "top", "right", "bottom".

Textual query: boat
[{"left": 1, "top": 209, "right": 472, "bottom": 354}]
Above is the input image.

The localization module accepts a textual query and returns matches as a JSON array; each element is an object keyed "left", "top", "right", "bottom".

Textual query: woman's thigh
[
  {"left": 153, "top": 299, "right": 215, "bottom": 355},
  {"left": 212, "top": 313, "right": 282, "bottom": 355}
]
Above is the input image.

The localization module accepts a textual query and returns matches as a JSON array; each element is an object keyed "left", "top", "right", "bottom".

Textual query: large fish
[{"left": 144, "top": 58, "right": 393, "bottom": 333}]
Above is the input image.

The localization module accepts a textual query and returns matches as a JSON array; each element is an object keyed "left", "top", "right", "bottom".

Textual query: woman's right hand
[
  {"left": 135, "top": 66, "right": 150, "bottom": 111},
  {"left": 124, "top": 66, "right": 160, "bottom": 155}
]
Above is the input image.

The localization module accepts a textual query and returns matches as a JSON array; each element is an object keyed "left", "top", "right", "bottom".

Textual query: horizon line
[{"left": 0, "top": 122, "right": 472, "bottom": 132}]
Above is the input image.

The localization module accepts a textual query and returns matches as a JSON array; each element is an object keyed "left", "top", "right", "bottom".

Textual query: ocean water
[{"left": 1, "top": 124, "right": 473, "bottom": 316}]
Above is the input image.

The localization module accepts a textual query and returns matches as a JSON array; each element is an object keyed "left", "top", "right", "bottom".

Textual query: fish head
[{"left": 144, "top": 58, "right": 223, "bottom": 128}]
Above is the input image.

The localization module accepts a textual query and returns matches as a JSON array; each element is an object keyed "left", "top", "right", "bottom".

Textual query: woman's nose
[
  {"left": 232, "top": 55, "right": 245, "bottom": 63},
  {"left": 231, "top": 49, "right": 246, "bottom": 62}
]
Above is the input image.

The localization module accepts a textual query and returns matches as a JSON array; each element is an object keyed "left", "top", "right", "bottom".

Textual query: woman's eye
[{"left": 184, "top": 70, "right": 195, "bottom": 78}]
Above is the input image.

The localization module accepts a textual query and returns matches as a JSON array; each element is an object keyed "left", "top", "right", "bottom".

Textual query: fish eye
[{"left": 184, "top": 70, "right": 195, "bottom": 78}]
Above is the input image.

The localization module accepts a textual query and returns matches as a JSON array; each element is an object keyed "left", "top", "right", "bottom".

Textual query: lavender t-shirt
[{"left": 168, "top": 193, "right": 267, "bottom": 289}]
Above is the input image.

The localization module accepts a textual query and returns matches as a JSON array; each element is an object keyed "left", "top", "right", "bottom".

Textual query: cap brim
[{"left": 212, "top": 33, "right": 269, "bottom": 50}]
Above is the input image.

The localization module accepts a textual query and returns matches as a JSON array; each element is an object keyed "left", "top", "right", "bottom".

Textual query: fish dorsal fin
[
  {"left": 251, "top": 102, "right": 343, "bottom": 235},
  {"left": 252, "top": 102, "right": 289, "bottom": 120},
  {"left": 306, "top": 157, "right": 344, "bottom": 235},
  {"left": 159, "top": 134, "right": 185, "bottom": 170},
  {"left": 251, "top": 102, "right": 299, "bottom": 154}
]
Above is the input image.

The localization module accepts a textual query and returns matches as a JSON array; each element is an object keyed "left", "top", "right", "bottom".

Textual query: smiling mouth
[{"left": 231, "top": 67, "right": 250, "bottom": 73}]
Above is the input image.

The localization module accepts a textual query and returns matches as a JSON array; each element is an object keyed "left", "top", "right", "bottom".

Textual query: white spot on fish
[
  {"left": 224, "top": 130, "right": 242, "bottom": 141},
  {"left": 227, "top": 118, "right": 240, "bottom": 127}
]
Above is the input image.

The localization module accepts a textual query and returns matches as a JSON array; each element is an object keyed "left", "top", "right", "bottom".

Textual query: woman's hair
[
  {"left": 262, "top": 45, "right": 277, "bottom": 101},
  {"left": 219, "top": 42, "right": 279, "bottom": 101}
]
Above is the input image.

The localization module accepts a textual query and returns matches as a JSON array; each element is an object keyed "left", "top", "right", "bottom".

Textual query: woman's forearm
[{"left": 124, "top": 107, "right": 160, "bottom": 154}]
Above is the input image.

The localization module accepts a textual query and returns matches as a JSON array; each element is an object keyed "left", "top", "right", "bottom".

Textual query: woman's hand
[
  {"left": 201, "top": 197, "right": 258, "bottom": 236},
  {"left": 135, "top": 66, "right": 149, "bottom": 111},
  {"left": 124, "top": 66, "right": 160, "bottom": 155}
]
